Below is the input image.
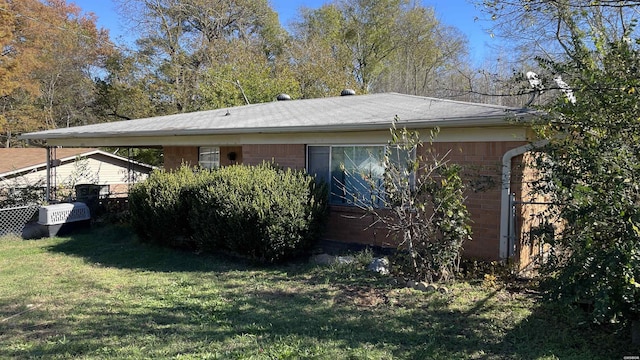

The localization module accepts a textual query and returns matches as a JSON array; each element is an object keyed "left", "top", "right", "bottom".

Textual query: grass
[{"left": 1, "top": 225, "right": 638, "bottom": 359}]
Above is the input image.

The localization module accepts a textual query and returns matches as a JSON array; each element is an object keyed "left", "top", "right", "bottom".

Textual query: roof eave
[{"left": 20, "top": 114, "right": 531, "bottom": 141}]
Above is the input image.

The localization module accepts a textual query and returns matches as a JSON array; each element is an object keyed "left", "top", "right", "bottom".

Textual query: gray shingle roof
[{"left": 21, "top": 93, "right": 529, "bottom": 141}]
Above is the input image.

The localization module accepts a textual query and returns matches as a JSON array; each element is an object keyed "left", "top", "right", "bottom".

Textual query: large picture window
[
  {"left": 308, "top": 145, "right": 413, "bottom": 206},
  {"left": 198, "top": 146, "right": 220, "bottom": 169}
]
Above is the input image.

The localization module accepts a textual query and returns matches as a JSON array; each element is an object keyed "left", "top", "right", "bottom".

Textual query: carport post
[{"left": 45, "top": 146, "right": 51, "bottom": 202}]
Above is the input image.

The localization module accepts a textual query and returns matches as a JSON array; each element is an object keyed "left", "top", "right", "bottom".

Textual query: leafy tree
[
  {"left": 290, "top": 0, "right": 470, "bottom": 97},
  {"left": 115, "top": 0, "right": 288, "bottom": 113},
  {"left": 199, "top": 40, "right": 301, "bottom": 106},
  {"left": 485, "top": 0, "right": 640, "bottom": 341},
  {"left": 288, "top": 4, "right": 358, "bottom": 98},
  {"left": 529, "top": 39, "right": 640, "bottom": 337},
  {"left": 374, "top": 6, "right": 468, "bottom": 97},
  {"left": 339, "top": 0, "right": 404, "bottom": 92},
  {"left": 0, "top": 0, "right": 114, "bottom": 147},
  {"left": 94, "top": 51, "right": 158, "bottom": 121}
]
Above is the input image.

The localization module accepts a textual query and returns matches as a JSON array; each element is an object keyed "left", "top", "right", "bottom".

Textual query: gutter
[{"left": 499, "top": 140, "right": 548, "bottom": 260}]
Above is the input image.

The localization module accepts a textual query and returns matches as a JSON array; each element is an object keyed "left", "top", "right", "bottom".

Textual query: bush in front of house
[
  {"left": 186, "top": 163, "right": 328, "bottom": 263},
  {"left": 129, "top": 163, "right": 328, "bottom": 263},
  {"left": 340, "top": 119, "right": 471, "bottom": 283},
  {"left": 129, "top": 165, "right": 201, "bottom": 249}
]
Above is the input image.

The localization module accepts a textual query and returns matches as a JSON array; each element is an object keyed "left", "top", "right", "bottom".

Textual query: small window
[{"left": 199, "top": 147, "right": 220, "bottom": 169}]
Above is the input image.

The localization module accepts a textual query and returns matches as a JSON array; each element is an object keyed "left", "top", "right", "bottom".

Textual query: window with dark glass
[{"left": 307, "top": 145, "right": 414, "bottom": 206}]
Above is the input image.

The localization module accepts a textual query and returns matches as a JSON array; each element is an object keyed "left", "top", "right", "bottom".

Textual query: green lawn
[{"left": 0, "top": 225, "right": 637, "bottom": 359}]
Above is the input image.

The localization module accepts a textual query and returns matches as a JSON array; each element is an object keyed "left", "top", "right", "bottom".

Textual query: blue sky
[{"left": 71, "top": 0, "right": 494, "bottom": 63}]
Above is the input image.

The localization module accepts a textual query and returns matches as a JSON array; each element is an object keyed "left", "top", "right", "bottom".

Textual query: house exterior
[
  {"left": 0, "top": 148, "right": 155, "bottom": 200},
  {"left": 21, "top": 93, "right": 542, "bottom": 266}
]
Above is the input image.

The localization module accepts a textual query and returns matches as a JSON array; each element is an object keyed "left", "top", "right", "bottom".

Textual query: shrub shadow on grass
[
  {"left": 6, "top": 281, "right": 630, "bottom": 359},
  {"left": 45, "top": 225, "right": 257, "bottom": 273}
]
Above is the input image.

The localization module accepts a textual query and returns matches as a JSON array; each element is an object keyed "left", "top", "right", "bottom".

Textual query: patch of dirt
[{"left": 334, "top": 286, "right": 388, "bottom": 307}]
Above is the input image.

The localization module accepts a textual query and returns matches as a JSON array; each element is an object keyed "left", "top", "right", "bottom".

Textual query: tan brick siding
[
  {"left": 163, "top": 146, "right": 198, "bottom": 170},
  {"left": 322, "top": 141, "right": 528, "bottom": 261},
  {"left": 163, "top": 145, "right": 304, "bottom": 169},
  {"left": 242, "top": 144, "right": 306, "bottom": 169},
  {"left": 511, "top": 152, "right": 555, "bottom": 271},
  {"left": 324, "top": 206, "right": 396, "bottom": 248},
  {"left": 434, "top": 141, "right": 527, "bottom": 261},
  {"left": 220, "top": 146, "right": 243, "bottom": 166}
]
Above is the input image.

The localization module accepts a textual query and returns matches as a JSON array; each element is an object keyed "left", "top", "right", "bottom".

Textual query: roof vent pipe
[
  {"left": 341, "top": 89, "right": 356, "bottom": 96},
  {"left": 276, "top": 93, "right": 291, "bottom": 101}
]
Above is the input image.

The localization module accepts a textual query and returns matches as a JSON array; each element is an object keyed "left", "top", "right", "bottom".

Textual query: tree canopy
[
  {"left": 113, "top": 0, "right": 290, "bottom": 113},
  {"left": 0, "top": 0, "right": 114, "bottom": 147},
  {"left": 289, "top": 0, "right": 469, "bottom": 96},
  {"left": 1, "top": 0, "right": 478, "bottom": 147}
]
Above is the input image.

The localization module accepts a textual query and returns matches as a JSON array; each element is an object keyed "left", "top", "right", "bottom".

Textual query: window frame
[
  {"left": 307, "top": 144, "right": 415, "bottom": 207},
  {"left": 198, "top": 146, "right": 220, "bottom": 169}
]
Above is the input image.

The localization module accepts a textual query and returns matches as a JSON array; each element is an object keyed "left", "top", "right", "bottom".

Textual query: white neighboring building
[{"left": 0, "top": 148, "right": 155, "bottom": 200}]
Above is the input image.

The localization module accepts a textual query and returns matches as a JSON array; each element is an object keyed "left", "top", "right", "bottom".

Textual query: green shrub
[
  {"left": 187, "top": 163, "right": 328, "bottom": 263},
  {"left": 129, "top": 165, "right": 201, "bottom": 249},
  {"left": 129, "top": 163, "right": 328, "bottom": 263}
]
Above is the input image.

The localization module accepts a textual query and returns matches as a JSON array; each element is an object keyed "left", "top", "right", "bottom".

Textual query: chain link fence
[
  {"left": 0, "top": 204, "right": 39, "bottom": 237},
  {"left": 0, "top": 180, "right": 134, "bottom": 238}
]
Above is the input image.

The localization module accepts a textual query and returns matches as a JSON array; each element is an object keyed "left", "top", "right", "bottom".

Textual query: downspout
[{"left": 499, "top": 140, "right": 548, "bottom": 260}]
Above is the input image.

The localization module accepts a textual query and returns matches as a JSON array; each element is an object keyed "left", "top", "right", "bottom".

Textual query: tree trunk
[{"left": 405, "top": 229, "right": 418, "bottom": 276}]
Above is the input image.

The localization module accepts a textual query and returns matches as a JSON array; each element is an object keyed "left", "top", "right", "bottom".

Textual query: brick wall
[
  {"left": 433, "top": 141, "right": 527, "bottom": 260},
  {"left": 163, "top": 146, "right": 198, "bottom": 170},
  {"left": 242, "top": 144, "right": 306, "bottom": 169},
  {"left": 161, "top": 141, "right": 534, "bottom": 262},
  {"left": 511, "top": 152, "right": 555, "bottom": 271},
  {"left": 324, "top": 206, "right": 397, "bottom": 248},
  {"left": 322, "top": 141, "right": 528, "bottom": 261},
  {"left": 220, "top": 146, "right": 243, "bottom": 166},
  {"left": 163, "top": 145, "right": 305, "bottom": 169}
]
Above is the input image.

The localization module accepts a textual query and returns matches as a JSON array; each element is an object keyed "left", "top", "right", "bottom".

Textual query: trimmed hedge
[
  {"left": 128, "top": 166, "right": 200, "bottom": 249},
  {"left": 129, "top": 163, "right": 328, "bottom": 263}
]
